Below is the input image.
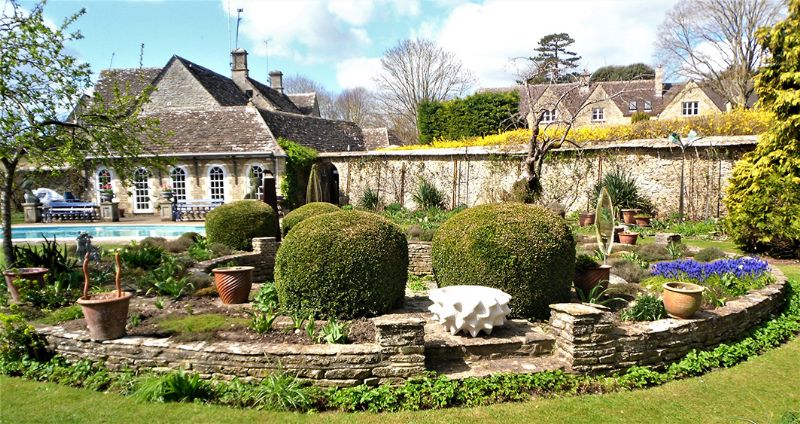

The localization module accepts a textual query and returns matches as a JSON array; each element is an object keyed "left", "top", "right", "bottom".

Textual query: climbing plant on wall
[{"left": 277, "top": 138, "right": 318, "bottom": 210}]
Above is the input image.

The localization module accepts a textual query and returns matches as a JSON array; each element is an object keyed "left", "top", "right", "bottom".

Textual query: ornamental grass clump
[
  {"left": 275, "top": 210, "right": 408, "bottom": 319},
  {"left": 432, "top": 203, "right": 575, "bottom": 320}
]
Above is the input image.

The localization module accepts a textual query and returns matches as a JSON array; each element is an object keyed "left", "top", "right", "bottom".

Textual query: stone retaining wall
[
  {"left": 548, "top": 268, "right": 788, "bottom": 374},
  {"left": 40, "top": 314, "right": 425, "bottom": 387},
  {"left": 190, "top": 237, "right": 279, "bottom": 282},
  {"left": 408, "top": 241, "right": 433, "bottom": 276}
]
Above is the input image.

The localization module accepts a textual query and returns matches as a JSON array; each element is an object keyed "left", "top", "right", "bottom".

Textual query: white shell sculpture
[{"left": 428, "top": 285, "right": 512, "bottom": 337}]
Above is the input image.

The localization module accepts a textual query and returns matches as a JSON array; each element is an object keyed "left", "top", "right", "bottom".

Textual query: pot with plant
[
  {"left": 212, "top": 266, "right": 254, "bottom": 304},
  {"left": 662, "top": 281, "right": 704, "bottom": 319},
  {"left": 574, "top": 254, "right": 610, "bottom": 293},
  {"left": 634, "top": 213, "right": 652, "bottom": 227},
  {"left": 3, "top": 267, "right": 49, "bottom": 302},
  {"left": 621, "top": 208, "right": 640, "bottom": 225},
  {"left": 579, "top": 191, "right": 595, "bottom": 226},
  {"left": 76, "top": 252, "right": 132, "bottom": 340},
  {"left": 160, "top": 185, "right": 173, "bottom": 201},
  {"left": 618, "top": 231, "right": 639, "bottom": 245}
]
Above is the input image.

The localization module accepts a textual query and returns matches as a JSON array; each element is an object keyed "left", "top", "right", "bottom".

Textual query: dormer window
[
  {"left": 628, "top": 101, "right": 637, "bottom": 111},
  {"left": 682, "top": 101, "right": 699, "bottom": 116},
  {"left": 541, "top": 109, "right": 556, "bottom": 123},
  {"left": 644, "top": 101, "right": 652, "bottom": 111},
  {"left": 591, "top": 107, "right": 604, "bottom": 122}
]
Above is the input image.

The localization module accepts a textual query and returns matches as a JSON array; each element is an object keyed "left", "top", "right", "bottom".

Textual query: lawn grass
[{"left": 1, "top": 336, "right": 798, "bottom": 423}]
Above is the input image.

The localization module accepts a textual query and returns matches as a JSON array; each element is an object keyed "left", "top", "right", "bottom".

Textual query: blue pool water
[{"left": 11, "top": 225, "right": 205, "bottom": 241}]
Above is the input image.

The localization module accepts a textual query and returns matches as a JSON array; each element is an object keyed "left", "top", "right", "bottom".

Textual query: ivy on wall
[{"left": 277, "top": 138, "right": 318, "bottom": 210}]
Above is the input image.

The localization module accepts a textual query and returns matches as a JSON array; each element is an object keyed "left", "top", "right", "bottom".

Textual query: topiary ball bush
[
  {"left": 275, "top": 210, "right": 408, "bottom": 319},
  {"left": 432, "top": 203, "right": 575, "bottom": 320},
  {"left": 205, "top": 200, "right": 277, "bottom": 251},
  {"left": 281, "top": 202, "right": 339, "bottom": 236}
]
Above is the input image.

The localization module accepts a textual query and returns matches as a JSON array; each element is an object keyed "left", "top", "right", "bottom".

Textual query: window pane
[
  {"left": 209, "top": 167, "right": 225, "bottom": 201},
  {"left": 133, "top": 168, "right": 151, "bottom": 212},
  {"left": 170, "top": 168, "right": 187, "bottom": 202}
]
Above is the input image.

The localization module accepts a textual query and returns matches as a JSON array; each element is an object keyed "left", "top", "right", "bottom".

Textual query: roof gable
[
  {"left": 259, "top": 109, "right": 365, "bottom": 152},
  {"left": 173, "top": 56, "right": 249, "bottom": 107}
]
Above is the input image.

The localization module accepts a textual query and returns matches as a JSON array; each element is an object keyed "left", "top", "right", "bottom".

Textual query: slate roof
[
  {"left": 143, "top": 106, "right": 282, "bottom": 155},
  {"left": 260, "top": 109, "right": 366, "bottom": 152},
  {"left": 173, "top": 56, "right": 250, "bottom": 106},
  {"left": 287, "top": 93, "right": 318, "bottom": 115},
  {"left": 247, "top": 77, "right": 302, "bottom": 114},
  {"left": 92, "top": 68, "right": 161, "bottom": 103},
  {"left": 361, "top": 128, "right": 402, "bottom": 150}
]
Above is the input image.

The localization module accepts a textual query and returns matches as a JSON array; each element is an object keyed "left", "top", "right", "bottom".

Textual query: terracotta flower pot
[
  {"left": 618, "top": 232, "right": 639, "bottom": 245},
  {"left": 621, "top": 209, "right": 640, "bottom": 224},
  {"left": 662, "top": 282, "right": 704, "bottom": 319},
  {"left": 579, "top": 212, "right": 595, "bottom": 227},
  {"left": 213, "top": 266, "right": 254, "bottom": 304},
  {"left": 77, "top": 291, "right": 133, "bottom": 340},
  {"left": 635, "top": 216, "right": 651, "bottom": 227},
  {"left": 574, "top": 265, "right": 611, "bottom": 293},
  {"left": 3, "top": 267, "right": 48, "bottom": 302}
]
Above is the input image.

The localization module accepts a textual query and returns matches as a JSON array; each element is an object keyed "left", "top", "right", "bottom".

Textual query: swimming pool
[{"left": 11, "top": 224, "right": 205, "bottom": 241}]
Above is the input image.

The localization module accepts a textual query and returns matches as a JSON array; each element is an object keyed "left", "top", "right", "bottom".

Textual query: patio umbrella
[{"left": 306, "top": 163, "right": 324, "bottom": 203}]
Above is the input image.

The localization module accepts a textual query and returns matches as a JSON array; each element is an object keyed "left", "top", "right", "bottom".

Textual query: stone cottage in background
[
  {"left": 481, "top": 67, "right": 757, "bottom": 128},
  {"left": 89, "top": 49, "right": 395, "bottom": 215}
]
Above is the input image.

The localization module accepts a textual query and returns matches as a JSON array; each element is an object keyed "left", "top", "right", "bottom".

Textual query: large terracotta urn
[
  {"left": 662, "top": 282, "right": 704, "bottom": 319},
  {"left": 621, "top": 209, "right": 640, "bottom": 225},
  {"left": 213, "top": 266, "right": 254, "bottom": 304},
  {"left": 3, "top": 267, "right": 48, "bottom": 302},
  {"left": 76, "top": 253, "right": 131, "bottom": 340},
  {"left": 574, "top": 265, "right": 611, "bottom": 293}
]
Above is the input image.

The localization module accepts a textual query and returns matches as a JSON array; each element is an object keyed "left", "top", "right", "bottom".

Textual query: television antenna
[{"left": 235, "top": 8, "right": 244, "bottom": 49}]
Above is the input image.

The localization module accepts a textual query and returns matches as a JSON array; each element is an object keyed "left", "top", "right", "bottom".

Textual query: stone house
[
  {"left": 483, "top": 67, "right": 755, "bottom": 128},
  {"left": 87, "top": 50, "right": 381, "bottom": 215}
]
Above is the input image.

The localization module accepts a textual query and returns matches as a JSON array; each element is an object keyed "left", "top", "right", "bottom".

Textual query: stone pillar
[
  {"left": 99, "top": 202, "right": 119, "bottom": 222},
  {"left": 372, "top": 314, "right": 426, "bottom": 385},
  {"left": 23, "top": 203, "right": 41, "bottom": 223},
  {"left": 251, "top": 237, "right": 279, "bottom": 281},
  {"left": 407, "top": 241, "right": 433, "bottom": 276},
  {"left": 158, "top": 200, "right": 173, "bottom": 221},
  {"left": 548, "top": 303, "right": 617, "bottom": 374}
]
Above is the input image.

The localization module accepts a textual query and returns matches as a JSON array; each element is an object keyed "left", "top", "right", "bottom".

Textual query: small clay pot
[
  {"left": 618, "top": 232, "right": 639, "bottom": 245},
  {"left": 3, "top": 267, "right": 48, "bottom": 302},
  {"left": 77, "top": 291, "right": 133, "bottom": 340},
  {"left": 621, "top": 209, "right": 640, "bottom": 225},
  {"left": 579, "top": 212, "right": 595, "bottom": 227},
  {"left": 213, "top": 266, "right": 254, "bottom": 304},
  {"left": 635, "top": 216, "right": 651, "bottom": 227},
  {"left": 574, "top": 265, "right": 611, "bottom": 293},
  {"left": 662, "top": 282, "right": 704, "bottom": 319}
]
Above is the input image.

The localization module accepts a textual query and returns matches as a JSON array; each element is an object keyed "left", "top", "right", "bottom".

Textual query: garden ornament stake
[
  {"left": 669, "top": 130, "right": 699, "bottom": 222},
  {"left": 595, "top": 187, "right": 615, "bottom": 265}
]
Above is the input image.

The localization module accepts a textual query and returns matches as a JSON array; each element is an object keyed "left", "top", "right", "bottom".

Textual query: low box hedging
[
  {"left": 274, "top": 210, "right": 408, "bottom": 319},
  {"left": 205, "top": 200, "right": 277, "bottom": 251},
  {"left": 280, "top": 202, "right": 339, "bottom": 236},
  {"left": 431, "top": 203, "right": 576, "bottom": 320}
]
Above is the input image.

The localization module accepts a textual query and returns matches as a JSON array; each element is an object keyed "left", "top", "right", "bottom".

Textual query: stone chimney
[
  {"left": 654, "top": 65, "right": 664, "bottom": 98},
  {"left": 579, "top": 68, "right": 591, "bottom": 95},
  {"left": 269, "top": 70, "right": 283, "bottom": 94},
  {"left": 231, "top": 49, "right": 249, "bottom": 86}
]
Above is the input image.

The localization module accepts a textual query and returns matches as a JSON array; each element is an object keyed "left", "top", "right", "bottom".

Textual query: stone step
[
  {"left": 429, "top": 355, "right": 568, "bottom": 380},
  {"left": 424, "top": 319, "right": 555, "bottom": 362}
]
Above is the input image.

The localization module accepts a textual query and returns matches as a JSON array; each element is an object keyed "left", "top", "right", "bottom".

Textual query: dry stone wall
[
  {"left": 408, "top": 241, "right": 433, "bottom": 276},
  {"left": 323, "top": 136, "right": 756, "bottom": 219},
  {"left": 40, "top": 314, "right": 425, "bottom": 387},
  {"left": 190, "top": 237, "right": 279, "bottom": 282}
]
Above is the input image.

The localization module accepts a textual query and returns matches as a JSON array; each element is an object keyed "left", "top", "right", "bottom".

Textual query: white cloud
[
  {"left": 336, "top": 57, "right": 382, "bottom": 90},
  {"left": 429, "top": 0, "right": 681, "bottom": 88},
  {"left": 222, "top": 0, "right": 373, "bottom": 61}
]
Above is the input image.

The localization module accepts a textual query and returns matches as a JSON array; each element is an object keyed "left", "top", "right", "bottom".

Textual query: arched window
[
  {"left": 170, "top": 167, "right": 188, "bottom": 202},
  {"left": 97, "top": 169, "right": 112, "bottom": 192},
  {"left": 246, "top": 164, "right": 264, "bottom": 198},
  {"left": 133, "top": 168, "right": 152, "bottom": 213},
  {"left": 208, "top": 166, "right": 225, "bottom": 201}
]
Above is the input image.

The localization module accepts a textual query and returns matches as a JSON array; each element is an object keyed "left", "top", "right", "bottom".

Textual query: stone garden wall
[
  {"left": 408, "top": 241, "right": 433, "bottom": 276},
  {"left": 191, "top": 237, "right": 279, "bottom": 282},
  {"left": 547, "top": 268, "right": 788, "bottom": 374},
  {"left": 40, "top": 314, "right": 425, "bottom": 387},
  {"left": 322, "top": 136, "right": 757, "bottom": 219}
]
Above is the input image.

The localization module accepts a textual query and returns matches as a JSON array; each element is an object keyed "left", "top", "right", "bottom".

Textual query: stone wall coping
[
  {"left": 319, "top": 135, "right": 757, "bottom": 158},
  {"left": 38, "top": 326, "right": 383, "bottom": 356},
  {"left": 373, "top": 314, "right": 425, "bottom": 327},
  {"left": 550, "top": 303, "right": 608, "bottom": 316}
]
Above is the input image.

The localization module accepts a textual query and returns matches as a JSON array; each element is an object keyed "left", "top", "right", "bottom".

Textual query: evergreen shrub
[
  {"left": 205, "top": 200, "right": 277, "bottom": 251},
  {"left": 432, "top": 203, "right": 575, "bottom": 319},
  {"left": 281, "top": 202, "right": 339, "bottom": 236},
  {"left": 275, "top": 210, "right": 408, "bottom": 319}
]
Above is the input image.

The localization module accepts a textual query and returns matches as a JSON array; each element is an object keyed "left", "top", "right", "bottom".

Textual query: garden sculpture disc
[
  {"left": 428, "top": 285, "right": 512, "bottom": 337},
  {"left": 595, "top": 186, "right": 615, "bottom": 261}
]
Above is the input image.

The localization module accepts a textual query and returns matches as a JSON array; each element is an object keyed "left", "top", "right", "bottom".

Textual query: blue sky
[{"left": 30, "top": 0, "right": 680, "bottom": 94}]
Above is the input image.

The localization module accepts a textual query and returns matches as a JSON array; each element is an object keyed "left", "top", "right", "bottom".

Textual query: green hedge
[
  {"left": 205, "top": 200, "right": 277, "bottom": 251},
  {"left": 281, "top": 202, "right": 339, "bottom": 236},
  {"left": 274, "top": 210, "right": 408, "bottom": 319},
  {"left": 418, "top": 91, "right": 523, "bottom": 144},
  {"left": 277, "top": 138, "right": 318, "bottom": 209},
  {"left": 432, "top": 203, "right": 575, "bottom": 320}
]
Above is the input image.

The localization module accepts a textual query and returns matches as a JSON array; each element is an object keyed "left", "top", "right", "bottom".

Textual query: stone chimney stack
[
  {"left": 654, "top": 65, "right": 664, "bottom": 98},
  {"left": 231, "top": 49, "right": 249, "bottom": 86},
  {"left": 269, "top": 70, "right": 283, "bottom": 94}
]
